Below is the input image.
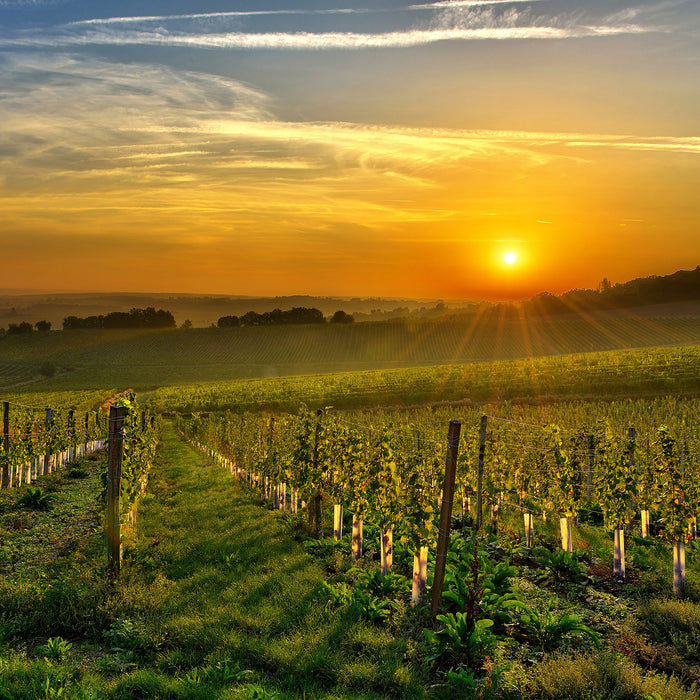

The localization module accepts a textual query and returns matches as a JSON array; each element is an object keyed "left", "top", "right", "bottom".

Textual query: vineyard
[
  {"left": 2, "top": 336, "right": 700, "bottom": 696},
  {"left": 176, "top": 396, "right": 700, "bottom": 597},
  {"left": 2, "top": 311, "right": 700, "bottom": 391},
  {"left": 146, "top": 344, "right": 700, "bottom": 414}
]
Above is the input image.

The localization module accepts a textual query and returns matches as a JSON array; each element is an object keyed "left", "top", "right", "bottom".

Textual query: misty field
[{"left": 2, "top": 311, "right": 700, "bottom": 393}]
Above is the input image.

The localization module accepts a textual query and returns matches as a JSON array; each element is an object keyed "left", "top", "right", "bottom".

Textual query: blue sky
[{"left": 1, "top": 1, "right": 698, "bottom": 297}]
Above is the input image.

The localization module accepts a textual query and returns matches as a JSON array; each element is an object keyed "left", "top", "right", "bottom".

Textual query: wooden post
[
  {"left": 431, "top": 419, "right": 461, "bottom": 616},
  {"left": 641, "top": 510, "right": 651, "bottom": 538},
  {"left": 333, "top": 504, "right": 343, "bottom": 541},
  {"left": 43, "top": 407, "right": 52, "bottom": 477},
  {"left": 475, "top": 416, "right": 486, "bottom": 530},
  {"left": 67, "top": 409, "right": 75, "bottom": 461},
  {"left": 352, "top": 515, "right": 363, "bottom": 559},
  {"left": 311, "top": 409, "right": 323, "bottom": 538},
  {"left": 2, "top": 401, "right": 10, "bottom": 489},
  {"left": 380, "top": 527, "right": 393, "bottom": 575},
  {"left": 524, "top": 511, "right": 534, "bottom": 548},
  {"left": 586, "top": 434, "right": 594, "bottom": 502},
  {"left": 84, "top": 412, "right": 89, "bottom": 455},
  {"left": 412, "top": 546, "right": 429, "bottom": 606},
  {"left": 673, "top": 541, "right": 685, "bottom": 596},
  {"left": 106, "top": 405, "right": 126, "bottom": 579}
]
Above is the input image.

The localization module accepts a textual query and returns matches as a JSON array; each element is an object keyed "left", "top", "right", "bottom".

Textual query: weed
[
  {"left": 36, "top": 637, "right": 73, "bottom": 662},
  {"left": 16, "top": 487, "right": 57, "bottom": 511},
  {"left": 424, "top": 614, "right": 497, "bottom": 667},
  {"left": 516, "top": 599, "right": 600, "bottom": 651},
  {"left": 533, "top": 547, "right": 588, "bottom": 586}
]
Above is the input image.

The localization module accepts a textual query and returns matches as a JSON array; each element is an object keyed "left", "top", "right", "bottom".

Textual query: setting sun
[{"left": 504, "top": 251, "right": 517, "bottom": 265}]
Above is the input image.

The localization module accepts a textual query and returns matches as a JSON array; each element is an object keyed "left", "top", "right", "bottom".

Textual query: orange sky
[{"left": 1, "top": 2, "right": 699, "bottom": 300}]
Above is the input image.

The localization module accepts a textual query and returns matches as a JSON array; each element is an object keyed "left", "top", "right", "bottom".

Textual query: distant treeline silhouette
[
  {"left": 63, "top": 307, "right": 175, "bottom": 330},
  {"left": 521, "top": 265, "right": 700, "bottom": 316},
  {"left": 218, "top": 307, "right": 353, "bottom": 328}
]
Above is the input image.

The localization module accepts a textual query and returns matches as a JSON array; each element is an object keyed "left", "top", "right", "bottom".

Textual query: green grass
[
  {"left": 0, "top": 422, "right": 428, "bottom": 699},
  {"left": 2, "top": 311, "right": 700, "bottom": 392}
]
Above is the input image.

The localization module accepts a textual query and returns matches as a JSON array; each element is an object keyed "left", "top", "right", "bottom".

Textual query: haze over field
[{"left": 1, "top": 0, "right": 698, "bottom": 300}]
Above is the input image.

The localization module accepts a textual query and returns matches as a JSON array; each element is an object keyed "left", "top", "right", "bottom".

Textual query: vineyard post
[
  {"left": 476, "top": 415, "right": 487, "bottom": 530},
  {"left": 380, "top": 527, "right": 393, "bottom": 575},
  {"left": 560, "top": 517, "right": 572, "bottom": 553},
  {"left": 640, "top": 435, "right": 651, "bottom": 538},
  {"left": 614, "top": 427, "right": 636, "bottom": 577},
  {"left": 673, "top": 541, "right": 685, "bottom": 596},
  {"left": 524, "top": 511, "right": 534, "bottom": 548},
  {"left": 84, "top": 412, "right": 89, "bottom": 456},
  {"left": 352, "top": 516, "right": 363, "bottom": 559},
  {"left": 43, "top": 407, "right": 52, "bottom": 477},
  {"left": 334, "top": 504, "right": 343, "bottom": 541},
  {"left": 68, "top": 409, "right": 75, "bottom": 461},
  {"left": 106, "top": 405, "right": 126, "bottom": 580},
  {"left": 1, "top": 401, "right": 9, "bottom": 489},
  {"left": 586, "top": 434, "right": 594, "bottom": 502},
  {"left": 430, "top": 419, "right": 461, "bottom": 616},
  {"left": 311, "top": 409, "right": 323, "bottom": 538}
]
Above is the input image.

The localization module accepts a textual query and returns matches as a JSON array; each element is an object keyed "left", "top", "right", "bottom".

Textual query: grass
[{"left": 0, "top": 422, "right": 428, "bottom": 699}]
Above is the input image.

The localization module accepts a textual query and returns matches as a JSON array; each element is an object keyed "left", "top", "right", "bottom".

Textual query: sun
[{"left": 504, "top": 251, "right": 517, "bottom": 265}]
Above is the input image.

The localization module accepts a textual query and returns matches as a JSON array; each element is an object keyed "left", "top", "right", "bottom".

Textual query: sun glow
[{"left": 504, "top": 251, "right": 517, "bottom": 265}]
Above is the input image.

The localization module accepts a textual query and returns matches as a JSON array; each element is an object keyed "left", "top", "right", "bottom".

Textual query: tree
[
  {"left": 35, "top": 320, "right": 51, "bottom": 332},
  {"left": 180, "top": 319, "right": 192, "bottom": 329},
  {"left": 217, "top": 315, "right": 240, "bottom": 328},
  {"left": 330, "top": 310, "right": 354, "bottom": 324},
  {"left": 7, "top": 321, "right": 33, "bottom": 334}
]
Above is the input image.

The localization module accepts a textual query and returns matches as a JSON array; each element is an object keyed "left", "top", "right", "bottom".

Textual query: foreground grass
[{"left": 0, "top": 422, "right": 426, "bottom": 699}]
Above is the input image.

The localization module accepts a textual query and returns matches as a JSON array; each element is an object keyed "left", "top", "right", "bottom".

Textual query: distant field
[
  {"left": 144, "top": 345, "right": 700, "bottom": 414},
  {"left": 2, "top": 306, "right": 700, "bottom": 393}
]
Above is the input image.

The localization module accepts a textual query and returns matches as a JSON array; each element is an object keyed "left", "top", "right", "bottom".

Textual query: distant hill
[
  {"left": 520, "top": 266, "right": 700, "bottom": 317},
  {"left": 0, "top": 266, "right": 698, "bottom": 330}
]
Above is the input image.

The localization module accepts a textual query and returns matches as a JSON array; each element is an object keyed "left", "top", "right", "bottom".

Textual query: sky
[{"left": 1, "top": 0, "right": 698, "bottom": 300}]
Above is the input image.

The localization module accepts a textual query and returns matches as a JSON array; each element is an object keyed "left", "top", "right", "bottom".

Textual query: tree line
[
  {"left": 63, "top": 307, "right": 175, "bottom": 330},
  {"left": 217, "top": 307, "right": 353, "bottom": 328}
]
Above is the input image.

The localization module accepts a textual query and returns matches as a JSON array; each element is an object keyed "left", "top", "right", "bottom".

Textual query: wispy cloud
[
  {"left": 65, "top": 1, "right": 541, "bottom": 26},
  {"left": 1, "top": 0, "right": 660, "bottom": 52},
  {"left": 4, "top": 23, "right": 653, "bottom": 51}
]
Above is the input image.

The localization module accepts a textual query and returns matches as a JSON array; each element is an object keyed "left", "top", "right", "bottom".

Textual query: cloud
[{"left": 4, "top": 23, "right": 653, "bottom": 51}]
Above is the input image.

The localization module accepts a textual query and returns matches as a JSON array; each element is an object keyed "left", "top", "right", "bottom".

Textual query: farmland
[
  {"left": 2, "top": 303, "right": 700, "bottom": 699},
  {"left": 1, "top": 304, "right": 700, "bottom": 392}
]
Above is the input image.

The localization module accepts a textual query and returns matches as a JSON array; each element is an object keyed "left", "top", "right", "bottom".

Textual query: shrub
[
  {"left": 39, "top": 360, "right": 57, "bottom": 378},
  {"left": 525, "top": 650, "right": 699, "bottom": 700},
  {"left": 638, "top": 598, "right": 700, "bottom": 664}
]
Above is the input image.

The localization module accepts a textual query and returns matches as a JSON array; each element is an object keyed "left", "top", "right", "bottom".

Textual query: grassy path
[{"left": 119, "top": 420, "right": 423, "bottom": 699}]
